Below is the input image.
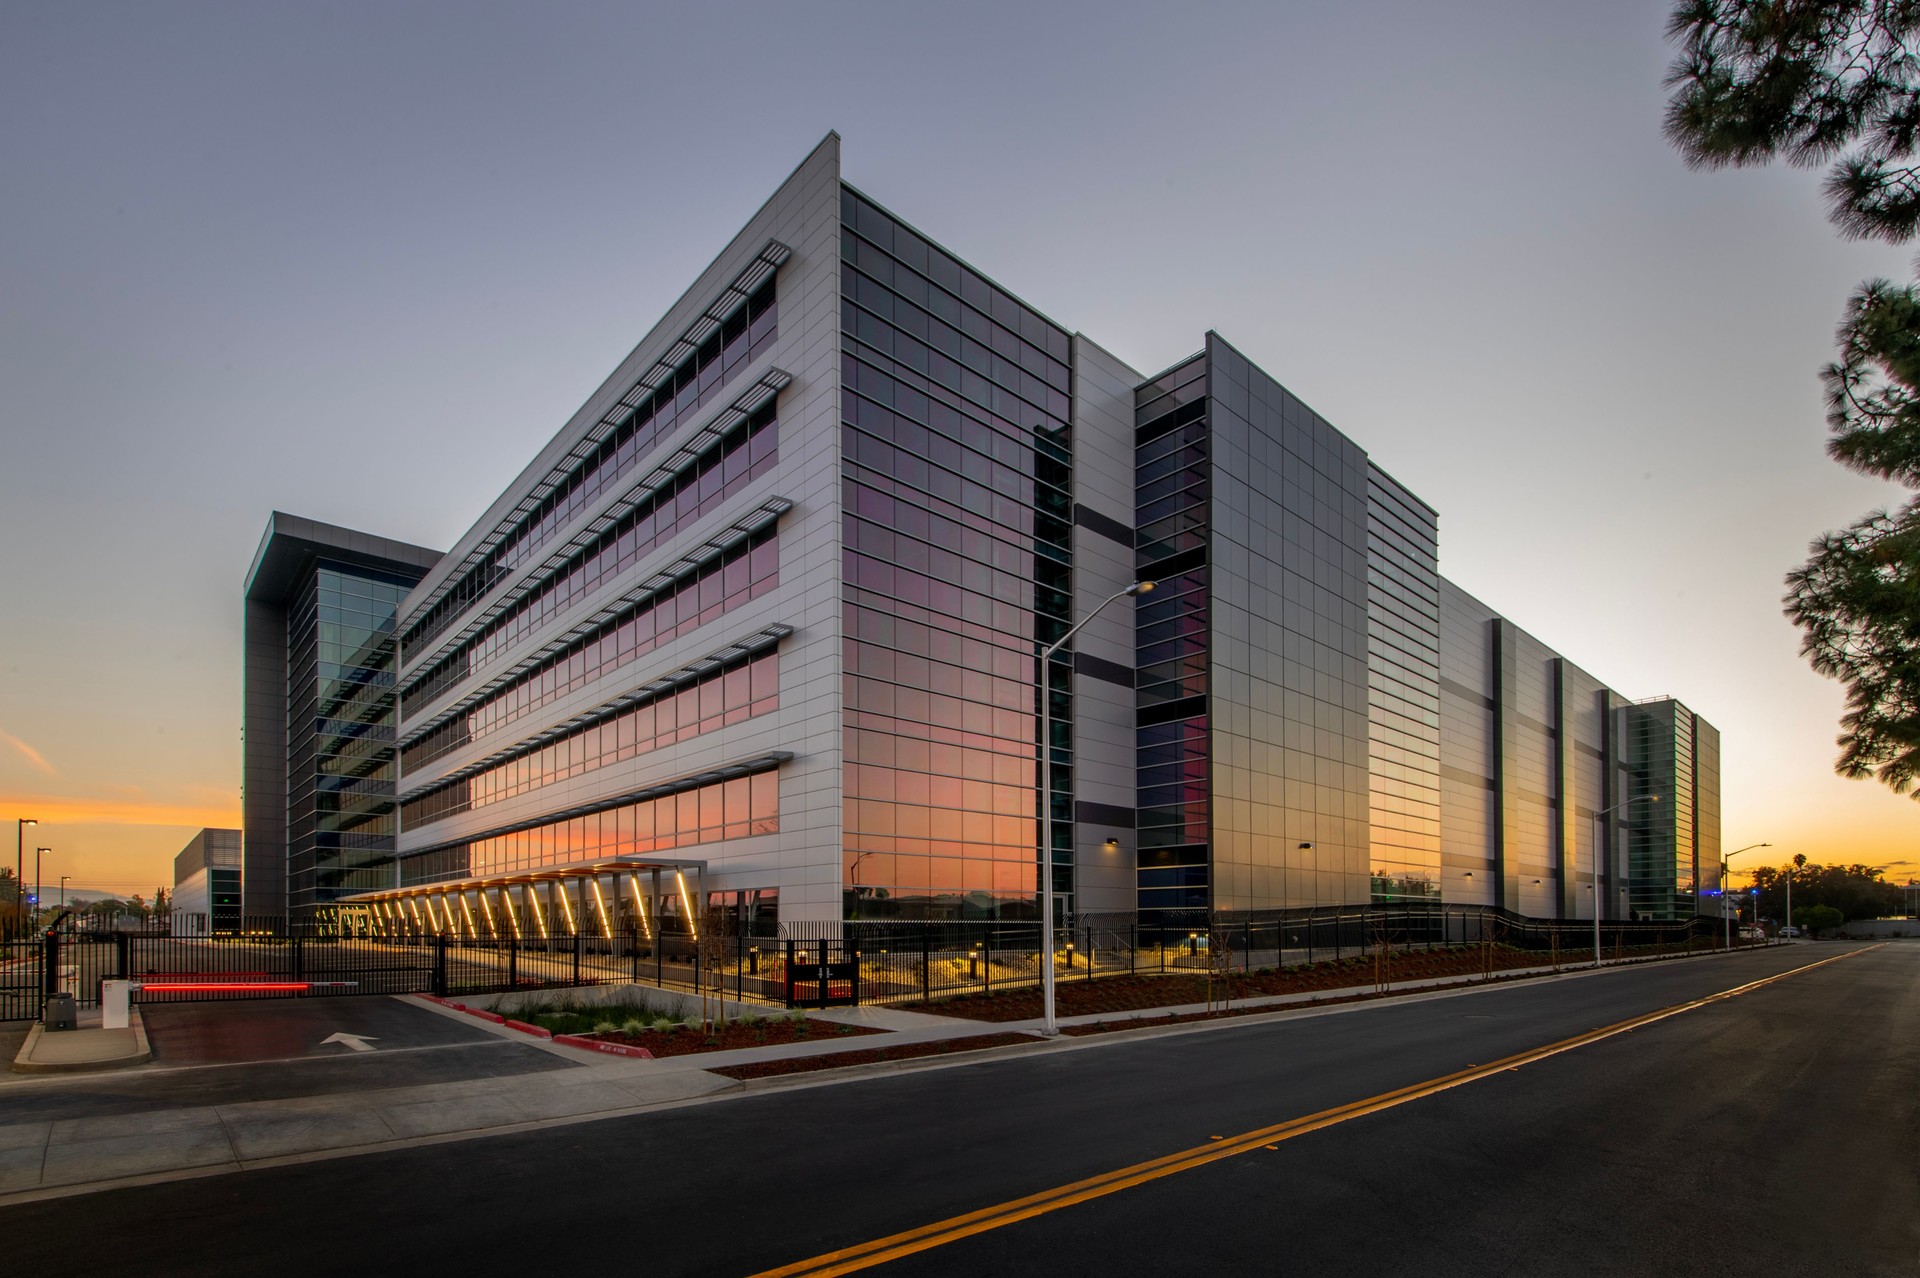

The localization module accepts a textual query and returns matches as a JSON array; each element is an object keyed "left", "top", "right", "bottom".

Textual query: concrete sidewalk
[{"left": 0, "top": 1050, "right": 739, "bottom": 1200}]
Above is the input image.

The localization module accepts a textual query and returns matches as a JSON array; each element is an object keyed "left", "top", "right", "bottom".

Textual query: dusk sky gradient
[{"left": 2, "top": 1, "right": 1913, "bottom": 896}]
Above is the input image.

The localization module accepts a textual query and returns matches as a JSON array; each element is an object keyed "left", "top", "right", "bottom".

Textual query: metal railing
[
  {"left": 0, "top": 906, "right": 1753, "bottom": 1020},
  {"left": 776, "top": 907, "right": 1744, "bottom": 1008},
  {"left": 0, "top": 916, "right": 788, "bottom": 1020}
]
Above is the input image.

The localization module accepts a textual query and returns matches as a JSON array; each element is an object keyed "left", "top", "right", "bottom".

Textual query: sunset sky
[{"left": 2, "top": 1, "right": 1915, "bottom": 898}]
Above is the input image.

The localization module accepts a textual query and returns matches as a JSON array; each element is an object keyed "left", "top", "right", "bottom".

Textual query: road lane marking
[
  {"left": 749, "top": 945, "right": 1878, "bottom": 1278},
  {"left": 320, "top": 1033, "right": 379, "bottom": 1052}
]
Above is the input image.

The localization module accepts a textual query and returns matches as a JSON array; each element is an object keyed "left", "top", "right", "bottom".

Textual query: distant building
[
  {"left": 243, "top": 513, "right": 441, "bottom": 920},
  {"left": 171, "top": 828, "right": 241, "bottom": 934}
]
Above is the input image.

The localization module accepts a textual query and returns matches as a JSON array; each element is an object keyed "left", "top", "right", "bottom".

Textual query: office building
[
  {"left": 171, "top": 827, "right": 241, "bottom": 934},
  {"left": 243, "top": 513, "right": 441, "bottom": 919},
  {"left": 304, "top": 134, "right": 1717, "bottom": 932}
]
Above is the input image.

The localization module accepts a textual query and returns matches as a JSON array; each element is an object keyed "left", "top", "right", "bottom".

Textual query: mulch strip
[
  {"left": 709, "top": 1031, "right": 1039, "bottom": 1080},
  {"left": 583, "top": 1017, "right": 882, "bottom": 1059}
]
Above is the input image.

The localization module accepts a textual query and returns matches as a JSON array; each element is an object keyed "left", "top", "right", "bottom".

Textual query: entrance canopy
[
  {"left": 338, "top": 856, "right": 712, "bottom": 941},
  {"left": 343, "top": 854, "right": 709, "bottom": 905}
]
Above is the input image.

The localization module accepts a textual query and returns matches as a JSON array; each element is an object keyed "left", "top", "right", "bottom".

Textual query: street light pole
[
  {"left": 1039, "top": 580, "right": 1152, "bottom": 1037},
  {"left": 1721, "top": 842, "right": 1771, "bottom": 949},
  {"left": 1592, "top": 795, "right": 1658, "bottom": 967},
  {"left": 13, "top": 818, "right": 35, "bottom": 925},
  {"left": 33, "top": 847, "right": 51, "bottom": 929}
]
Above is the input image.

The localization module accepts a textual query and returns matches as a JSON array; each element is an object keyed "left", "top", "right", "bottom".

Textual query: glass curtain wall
[
  {"left": 1134, "top": 355, "right": 1211, "bottom": 923},
  {"left": 1626, "top": 698, "right": 1699, "bottom": 921},
  {"left": 287, "top": 563, "right": 413, "bottom": 914},
  {"left": 1365, "top": 466, "right": 1442, "bottom": 902},
  {"left": 838, "top": 185, "right": 1076, "bottom": 920}
]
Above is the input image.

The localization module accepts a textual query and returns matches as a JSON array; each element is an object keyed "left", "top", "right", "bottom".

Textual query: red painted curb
[
  {"left": 468, "top": 1009, "right": 506, "bottom": 1024},
  {"left": 417, "top": 994, "right": 451, "bottom": 1006},
  {"left": 553, "top": 1034, "right": 655, "bottom": 1060},
  {"left": 503, "top": 1018, "right": 553, "bottom": 1039}
]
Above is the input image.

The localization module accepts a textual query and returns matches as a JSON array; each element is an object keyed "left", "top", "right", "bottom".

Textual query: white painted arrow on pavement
[{"left": 320, "top": 1032, "right": 379, "bottom": 1052}]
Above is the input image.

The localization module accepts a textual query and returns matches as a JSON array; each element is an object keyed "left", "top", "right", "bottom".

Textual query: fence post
[
  {"left": 1129, "top": 924, "right": 1136, "bottom": 976},
  {"left": 114, "top": 932, "right": 130, "bottom": 982},
  {"left": 631, "top": 930, "right": 639, "bottom": 984},
  {"left": 433, "top": 934, "right": 448, "bottom": 997},
  {"left": 292, "top": 934, "right": 304, "bottom": 984},
  {"left": 572, "top": 932, "right": 581, "bottom": 987},
  {"left": 656, "top": 934, "right": 664, "bottom": 987},
  {"left": 1244, "top": 920, "right": 1252, "bottom": 973},
  {"left": 851, "top": 941, "right": 862, "bottom": 1007},
  {"left": 736, "top": 931, "right": 744, "bottom": 1005},
  {"left": 42, "top": 931, "right": 60, "bottom": 999},
  {"left": 507, "top": 933, "right": 517, "bottom": 990},
  {"left": 983, "top": 934, "right": 992, "bottom": 993},
  {"left": 921, "top": 931, "right": 931, "bottom": 1003}
]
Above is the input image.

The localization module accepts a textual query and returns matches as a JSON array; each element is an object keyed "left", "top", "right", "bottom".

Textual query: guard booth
[{"left": 784, "top": 938, "right": 859, "bottom": 1007}]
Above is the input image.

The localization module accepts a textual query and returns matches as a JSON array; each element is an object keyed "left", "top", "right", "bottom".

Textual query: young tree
[
  {"left": 1795, "top": 903, "right": 1846, "bottom": 937},
  {"left": 1667, "top": 3, "right": 1920, "bottom": 796},
  {"left": 0, "top": 868, "right": 23, "bottom": 936}
]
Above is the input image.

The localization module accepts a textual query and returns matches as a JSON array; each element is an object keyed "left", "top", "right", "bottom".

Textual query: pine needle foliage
[{"left": 1667, "top": 1, "right": 1920, "bottom": 795}]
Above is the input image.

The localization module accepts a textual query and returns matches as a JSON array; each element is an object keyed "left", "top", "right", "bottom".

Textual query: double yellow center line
[{"left": 751, "top": 946, "right": 1874, "bottom": 1278}]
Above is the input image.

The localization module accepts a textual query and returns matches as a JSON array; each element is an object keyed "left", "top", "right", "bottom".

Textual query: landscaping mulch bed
[
  {"left": 930, "top": 945, "right": 1671, "bottom": 1023},
  {"left": 584, "top": 1017, "right": 882, "bottom": 1059},
  {"left": 709, "top": 1032, "right": 1039, "bottom": 1080}
]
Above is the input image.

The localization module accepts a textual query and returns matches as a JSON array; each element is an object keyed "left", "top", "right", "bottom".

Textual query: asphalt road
[
  {"left": 2, "top": 943, "right": 1912, "bottom": 1277},
  {"left": 0, "top": 999, "right": 571, "bottom": 1122}
]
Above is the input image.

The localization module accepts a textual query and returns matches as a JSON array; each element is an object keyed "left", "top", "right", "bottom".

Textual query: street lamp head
[
  {"left": 19, "top": 819, "right": 35, "bottom": 828},
  {"left": 35, "top": 847, "right": 50, "bottom": 855},
  {"left": 1126, "top": 580, "right": 1155, "bottom": 596}
]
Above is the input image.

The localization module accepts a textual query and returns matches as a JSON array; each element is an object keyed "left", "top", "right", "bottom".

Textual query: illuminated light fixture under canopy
[{"left": 589, "top": 878, "right": 613, "bottom": 939}]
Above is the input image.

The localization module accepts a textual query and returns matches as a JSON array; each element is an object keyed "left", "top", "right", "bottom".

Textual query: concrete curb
[
  {"left": 552, "top": 1034, "right": 654, "bottom": 1059},
  {"left": 11, "top": 1010, "right": 151, "bottom": 1074},
  {"left": 730, "top": 1033, "right": 1051, "bottom": 1089}
]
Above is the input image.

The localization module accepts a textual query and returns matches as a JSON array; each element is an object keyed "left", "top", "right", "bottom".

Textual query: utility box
[
  {"left": 102, "top": 979, "right": 132, "bottom": 1030},
  {"left": 43, "top": 992, "right": 77, "bottom": 1032}
]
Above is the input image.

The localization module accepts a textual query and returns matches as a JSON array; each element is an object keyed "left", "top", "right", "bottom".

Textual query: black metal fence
[
  {"left": 1, "top": 906, "right": 1759, "bottom": 1021},
  {"left": 1, "top": 937, "right": 43, "bottom": 1021},
  {"left": 779, "top": 907, "right": 1748, "bottom": 1008},
  {"left": 1, "top": 918, "right": 787, "bottom": 1021}
]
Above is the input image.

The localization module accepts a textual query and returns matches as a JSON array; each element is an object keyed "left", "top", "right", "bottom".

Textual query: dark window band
[{"left": 1073, "top": 503, "right": 1134, "bottom": 548}]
